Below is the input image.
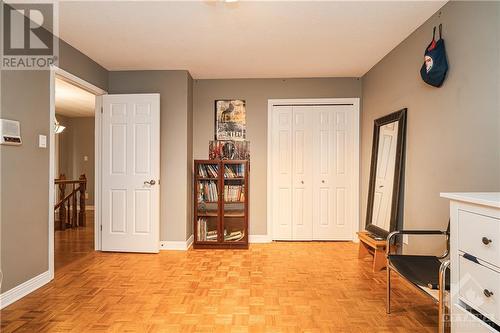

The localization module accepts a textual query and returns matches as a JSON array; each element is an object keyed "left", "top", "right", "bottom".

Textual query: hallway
[{"left": 55, "top": 211, "right": 94, "bottom": 271}]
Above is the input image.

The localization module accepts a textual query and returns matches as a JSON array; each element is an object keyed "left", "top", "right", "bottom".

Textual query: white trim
[
  {"left": 159, "top": 234, "right": 273, "bottom": 249},
  {"left": 94, "top": 96, "right": 103, "bottom": 251},
  {"left": 249, "top": 235, "right": 272, "bottom": 243},
  {"left": 53, "top": 67, "right": 106, "bottom": 96},
  {"left": 0, "top": 271, "right": 51, "bottom": 310},
  {"left": 49, "top": 66, "right": 107, "bottom": 279},
  {"left": 266, "top": 98, "right": 361, "bottom": 242},
  {"left": 49, "top": 68, "right": 56, "bottom": 280},
  {"left": 352, "top": 98, "right": 361, "bottom": 241},
  {"left": 160, "top": 234, "right": 194, "bottom": 251}
]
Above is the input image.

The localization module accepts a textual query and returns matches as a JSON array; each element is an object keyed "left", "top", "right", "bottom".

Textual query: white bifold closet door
[{"left": 272, "top": 104, "right": 355, "bottom": 241}]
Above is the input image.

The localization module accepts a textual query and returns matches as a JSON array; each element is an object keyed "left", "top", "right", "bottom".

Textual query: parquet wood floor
[
  {"left": 1, "top": 241, "right": 438, "bottom": 333},
  {"left": 54, "top": 211, "right": 95, "bottom": 271}
]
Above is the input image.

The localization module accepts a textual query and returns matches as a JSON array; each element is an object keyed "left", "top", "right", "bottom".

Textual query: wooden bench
[{"left": 357, "top": 231, "right": 393, "bottom": 272}]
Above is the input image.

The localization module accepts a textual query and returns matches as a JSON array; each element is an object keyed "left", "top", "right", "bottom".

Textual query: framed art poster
[{"left": 215, "top": 99, "right": 246, "bottom": 141}]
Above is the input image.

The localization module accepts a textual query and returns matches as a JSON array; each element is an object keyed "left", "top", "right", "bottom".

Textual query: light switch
[
  {"left": 84, "top": 155, "right": 88, "bottom": 161},
  {"left": 38, "top": 135, "right": 47, "bottom": 148}
]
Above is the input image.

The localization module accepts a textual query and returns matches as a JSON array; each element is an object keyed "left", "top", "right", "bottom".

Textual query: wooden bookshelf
[{"left": 194, "top": 160, "right": 249, "bottom": 249}]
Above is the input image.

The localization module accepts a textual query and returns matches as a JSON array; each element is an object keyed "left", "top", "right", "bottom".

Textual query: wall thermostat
[{"left": 0, "top": 119, "right": 22, "bottom": 145}]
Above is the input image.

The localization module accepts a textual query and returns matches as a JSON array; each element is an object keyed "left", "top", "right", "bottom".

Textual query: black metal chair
[{"left": 386, "top": 223, "right": 450, "bottom": 333}]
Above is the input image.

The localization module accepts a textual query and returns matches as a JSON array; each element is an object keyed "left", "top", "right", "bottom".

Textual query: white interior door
[
  {"left": 292, "top": 107, "right": 313, "bottom": 240},
  {"left": 272, "top": 106, "right": 293, "bottom": 240},
  {"left": 312, "top": 107, "right": 335, "bottom": 239},
  {"left": 101, "top": 94, "right": 160, "bottom": 253},
  {"left": 312, "top": 106, "right": 354, "bottom": 240},
  {"left": 372, "top": 121, "right": 399, "bottom": 231}
]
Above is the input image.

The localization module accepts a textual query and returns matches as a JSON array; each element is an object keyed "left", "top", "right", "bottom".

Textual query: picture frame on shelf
[{"left": 209, "top": 140, "right": 250, "bottom": 160}]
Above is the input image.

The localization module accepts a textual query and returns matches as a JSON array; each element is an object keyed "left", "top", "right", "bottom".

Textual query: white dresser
[{"left": 441, "top": 193, "right": 500, "bottom": 332}]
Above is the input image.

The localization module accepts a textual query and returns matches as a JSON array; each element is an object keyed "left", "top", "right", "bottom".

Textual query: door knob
[
  {"left": 322, "top": 180, "right": 325, "bottom": 184},
  {"left": 301, "top": 180, "right": 304, "bottom": 184},
  {"left": 144, "top": 180, "right": 156, "bottom": 185}
]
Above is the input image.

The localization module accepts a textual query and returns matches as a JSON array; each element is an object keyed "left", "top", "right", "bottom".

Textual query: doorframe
[
  {"left": 266, "top": 98, "right": 360, "bottom": 242},
  {"left": 49, "top": 66, "right": 107, "bottom": 278}
]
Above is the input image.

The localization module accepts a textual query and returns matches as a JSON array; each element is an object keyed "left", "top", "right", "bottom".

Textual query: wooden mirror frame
[{"left": 365, "top": 108, "right": 407, "bottom": 238}]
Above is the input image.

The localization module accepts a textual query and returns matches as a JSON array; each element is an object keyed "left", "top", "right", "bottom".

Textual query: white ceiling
[
  {"left": 55, "top": 78, "right": 96, "bottom": 117},
  {"left": 59, "top": 1, "right": 446, "bottom": 79}
]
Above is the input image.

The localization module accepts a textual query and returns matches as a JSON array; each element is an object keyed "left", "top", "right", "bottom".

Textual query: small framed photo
[{"left": 214, "top": 99, "right": 246, "bottom": 141}]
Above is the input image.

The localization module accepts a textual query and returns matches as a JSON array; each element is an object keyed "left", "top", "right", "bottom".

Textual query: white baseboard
[
  {"left": 160, "top": 234, "right": 194, "bottom": 251},
  {"left": 0, "top": 271, "right": 52, "bottom": 309},
  {"left": 249, "top": 235, "right": 272, "bottom": 243},
  {"left": 160, "top": 234, "right": 272, "bottom": 250}
]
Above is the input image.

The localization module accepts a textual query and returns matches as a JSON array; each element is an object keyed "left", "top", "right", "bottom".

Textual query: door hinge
[
  {"left": 100, "top": 225, "right": 102, "bottom": 231},
  {"left": 101, "top": 107, "right": 103, "bottom": 114}
]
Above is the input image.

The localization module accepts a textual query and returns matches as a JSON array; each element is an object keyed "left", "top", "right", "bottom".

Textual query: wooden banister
[
  {"left": 55, "top": 174, "right": 87, "bottom": 230},
  {"left": 78, "top": 174, "right": 86, "bottom": 227},
  {"left": 55, "top": 179, "right": 86, "bottom": 185},
  {"left": 58, "top": 174, "right": 67, "bottom": 231}
]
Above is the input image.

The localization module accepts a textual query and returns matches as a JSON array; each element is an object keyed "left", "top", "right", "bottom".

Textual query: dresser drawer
[
  {"left": 459, "top": 255, "right": 500, "bottom": 325},
  {"left": 452, "top": 304, "right": 497, "bottom": 333},
  {"left": 458, "top": 210, "right": 500, "bottom": 267}
]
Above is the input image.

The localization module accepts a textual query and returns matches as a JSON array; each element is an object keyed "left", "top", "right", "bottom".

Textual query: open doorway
[{"left": 51, "top": 70, "right": 105, "bottom": 272}]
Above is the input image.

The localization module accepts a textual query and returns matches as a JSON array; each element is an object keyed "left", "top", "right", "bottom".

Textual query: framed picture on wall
[{"left": 214, "top": 99, "right": 246, "bottom": 141}]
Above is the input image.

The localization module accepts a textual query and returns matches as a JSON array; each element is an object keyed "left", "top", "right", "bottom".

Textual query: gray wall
[
  {"left": 59, "top": 41, "right": 108, "bottom": 91},
  {"left": 108, "top": 71, "right": 193, "bottom": 242},
  {"left": 57, "top": 116, "right": 95, "bottom": 205},
  {"left": 193, "top": 78, "right": 362, "bottom": 235},
  {"left": 361, "top": 1, "right": 500, "bottom": 253},
  {"left": 0, "top": 41, "right": 107, "bottom": 293},
  {"left": 1, "top": 71, "right": 51, "bottom": 292}
]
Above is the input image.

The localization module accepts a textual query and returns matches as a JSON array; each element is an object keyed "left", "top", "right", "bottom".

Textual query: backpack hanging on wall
[{"left": 420, "top": 24, "right": 448, "bottom": 87}]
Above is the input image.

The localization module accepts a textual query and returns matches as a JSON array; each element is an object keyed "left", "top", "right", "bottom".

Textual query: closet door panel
[
  {"left": 331, "top": 107, "right": 354, "bottom": 240},
  {"left": 272, "top": 106, "right": 293, "bottom": 240},
  {"left": 312, "top": 107, "right": 335, "bottom": 239},
  {"left": 292, "top": 107, "right": 313, "bottom": 240}
]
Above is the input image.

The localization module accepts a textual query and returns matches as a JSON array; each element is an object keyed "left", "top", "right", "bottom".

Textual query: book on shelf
[
  {"left": 224, "top": 184, "right": 245, "bottom": 202},
  {"left": 198, "top": 164, "right": 218, "bottom": 178},
  {"left": 224, "top": 229, "right": 245, "bottom": 241},
  {"left": 197, "top": 218, "right": 217, "bottom": 241},
  {"left": 198, "top": 181, "right": 218, "bottom": 202},
  {"left": 197, "top": 202, "right": 218, "bottom": 215},
  {"left": 224, "top": 164, "right": 245, "bottom": 178}
]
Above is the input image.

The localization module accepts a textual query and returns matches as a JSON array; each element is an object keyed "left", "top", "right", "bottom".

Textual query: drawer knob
[
  {"left": 482, "top": 237, "right": 492, "bottom": 245},
  {"left": 483, "top": 289, "right": 494, "bottom": 298}
]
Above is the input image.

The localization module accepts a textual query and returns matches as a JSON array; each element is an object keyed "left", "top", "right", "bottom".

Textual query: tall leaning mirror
[{"left": 365, "top": 108, "right": 407, "bottom": 239}]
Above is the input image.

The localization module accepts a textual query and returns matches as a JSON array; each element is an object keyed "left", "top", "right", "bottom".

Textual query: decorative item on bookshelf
[
  {"left": 209, "top": 140, "right": 250, "bottom": 160},
  {"left": 193, "top": 160, "right": 249, "bottom": 249}
]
